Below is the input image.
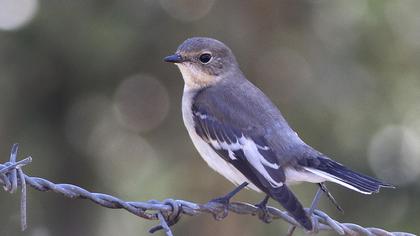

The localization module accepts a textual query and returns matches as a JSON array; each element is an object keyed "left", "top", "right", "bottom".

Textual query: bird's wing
[
  {"left": 192, "top": 89, "right": 313, "bottom": 230},
  {"left": 192, "top": 99, "right": 285, "bottom": 190}
]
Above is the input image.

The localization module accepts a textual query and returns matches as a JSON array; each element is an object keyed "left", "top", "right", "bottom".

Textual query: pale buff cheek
[{"left": 176, "top": 64, "right": 220, "bottom": 89}]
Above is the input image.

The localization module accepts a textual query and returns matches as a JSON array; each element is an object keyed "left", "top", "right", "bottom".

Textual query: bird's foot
[
  {"left": 207, "top": 182, "right": 248, "bottom": 220},
  {"left": 254, "top": 195, "right": 272, "bottom": 223},
  {"left": 208, "top": 196, "right": 229, "bottom": 220}
]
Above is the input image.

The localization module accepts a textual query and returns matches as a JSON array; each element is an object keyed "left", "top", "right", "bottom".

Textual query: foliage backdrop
[{"left": 0, "top": 0, "right": 419, "bottom": 235}]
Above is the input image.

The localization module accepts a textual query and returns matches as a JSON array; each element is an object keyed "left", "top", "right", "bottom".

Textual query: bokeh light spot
[
  {"left": 368, "top": 125, "right": 420, "bottom": 185},
  {"left": 65, "top": 93, "right": 158, "bottom": 186},
  {"left": 31, "top": 227, "right": 50, "bottom": 236},
  {"left": 114, "top": 74, "right": 170, "bottom": 133},
  {"left": 65, "top": 94, "right": 110, "bottom": 153},
  {"left": 86, "top": 99, "right": 158, "bottom": 185},
  {"left": 159, "top": 0, "right": 215, "bottom": 22},
  {"left": 0, "top": 0, "right": 38, "bottom": 31},
  {"left": 88, "top": 116, "right": 156, "bottom": 165}
]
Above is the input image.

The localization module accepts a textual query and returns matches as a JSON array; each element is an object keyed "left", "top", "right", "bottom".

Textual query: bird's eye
[{"left": 199, "top": 53, "right": 212, "bottom": 64}]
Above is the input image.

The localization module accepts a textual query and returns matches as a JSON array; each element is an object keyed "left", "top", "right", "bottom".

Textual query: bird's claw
[
  {"left": 256, "top": 203, "right": 272, "bottom": 223},
  {"left": 254, "top": 195, "right": 272, "bottom": 223},
  {"left": 206, "top": 182, "right": 249, "bottom": 220},
  {"left": 207, "top": 196, "right": 230, "bottom": 220}
]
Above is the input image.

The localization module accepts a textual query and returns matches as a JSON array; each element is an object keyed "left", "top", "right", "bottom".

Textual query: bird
[{"left": 163, "top": 37, "right": 393, "bottom": 231}]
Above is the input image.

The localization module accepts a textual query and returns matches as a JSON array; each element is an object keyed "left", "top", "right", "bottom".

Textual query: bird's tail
[
  {"left": 304, "top": 157, "right": 394, "bottom": 194},
  {"left": 268, "top": 185, "right": 312, "bottom": 230}
]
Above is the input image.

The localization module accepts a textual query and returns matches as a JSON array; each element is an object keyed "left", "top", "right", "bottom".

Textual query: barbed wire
[{"left": 0, "top": 144, "right": 415, "bottom": 236}]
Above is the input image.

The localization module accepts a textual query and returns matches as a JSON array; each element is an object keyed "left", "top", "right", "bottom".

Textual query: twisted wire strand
[{"left": 0, "top": 144, "right": 415, "bottom": 236}]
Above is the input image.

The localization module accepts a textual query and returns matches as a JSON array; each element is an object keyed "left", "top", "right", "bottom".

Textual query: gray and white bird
[{"left": 164, "top": 37, "right": 393, "bottom": 230}]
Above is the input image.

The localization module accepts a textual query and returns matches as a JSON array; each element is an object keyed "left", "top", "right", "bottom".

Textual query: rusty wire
[{"left": 0, "top": 144, "right": 415, "bottom": 236}]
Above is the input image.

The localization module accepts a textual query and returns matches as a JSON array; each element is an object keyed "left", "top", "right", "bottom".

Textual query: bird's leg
[
  {"left": 309, "top": 185, "right": 324, "bottom": 213},
  {"left": 210, "top": 182, "right": 248, "bottom": 204},
  {"left": 207, "top": 182, "right": 248, "bottom": 220},
  {"left": 318, "top": 183, "right": 343, "bottom": 212},
  {"left": 254, "top": 195, "right": 272, "bottom": 223}
]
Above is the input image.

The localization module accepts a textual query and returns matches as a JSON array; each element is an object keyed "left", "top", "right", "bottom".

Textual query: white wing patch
[
  {"left": 238, "top": 137, "right": 282, "bottom": 188},
  {"left": 208, "top": 135, "right": 242, "bottom": 161},
  {"left": 195, "top": 110, "right": 282, "bottom": 188}
]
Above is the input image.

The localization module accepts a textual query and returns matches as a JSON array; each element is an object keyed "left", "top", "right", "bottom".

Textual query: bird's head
[{"left": 164, "top": 37, "right": 239, "bottom": 89}]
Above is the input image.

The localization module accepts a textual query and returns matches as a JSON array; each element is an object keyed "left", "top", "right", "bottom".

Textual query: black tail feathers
[
  {"left": 268, "top": 185, "right": 312, "bottom": 230},
  {"left": 317, "top": 157, "right": 394, "bottom": 194}
]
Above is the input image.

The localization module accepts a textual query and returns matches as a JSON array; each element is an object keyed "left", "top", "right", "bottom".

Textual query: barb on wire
[{"left": 0, "top": 144, "right": 415, "bottom": 236}]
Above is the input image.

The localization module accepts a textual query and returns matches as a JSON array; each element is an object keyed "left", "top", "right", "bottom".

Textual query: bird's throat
[{"left": 176, "top": 63, "right": 221, "bottom": 89}]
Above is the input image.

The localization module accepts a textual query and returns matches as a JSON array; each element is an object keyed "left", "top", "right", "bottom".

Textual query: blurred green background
[{"left": 0, "top": 0, "right": 419, "bottom": 235}]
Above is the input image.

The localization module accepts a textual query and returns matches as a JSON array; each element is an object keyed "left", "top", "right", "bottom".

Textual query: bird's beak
[{"left": 163, "top": 54, "right": 183, "bottom": 63}]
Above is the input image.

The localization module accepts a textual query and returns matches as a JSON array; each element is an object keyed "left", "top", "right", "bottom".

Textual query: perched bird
[{"left": 164, "top": 37, "right": 393, "bottom": 230}]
